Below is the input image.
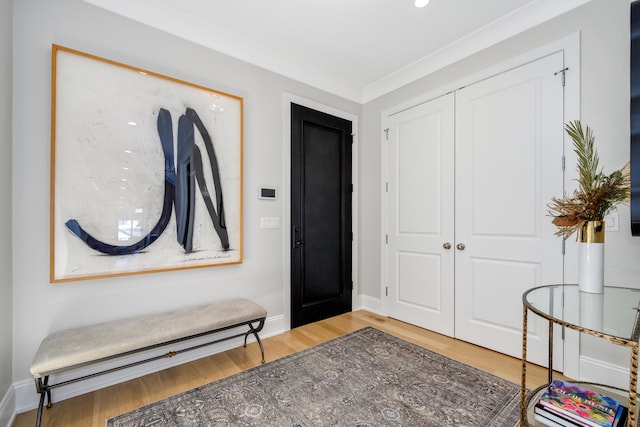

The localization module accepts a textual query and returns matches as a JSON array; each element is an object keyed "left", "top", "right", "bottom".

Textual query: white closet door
[
  {"left": 454, "top": 52, "right": 565, "bottom": 366},
  {"left": 386, "top": 93, "right": 455, "bottom": 336}
]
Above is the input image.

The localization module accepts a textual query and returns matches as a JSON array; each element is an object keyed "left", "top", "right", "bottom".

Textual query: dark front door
[{"left": 290, "top": 103, "right": 352, "bottom": 328}]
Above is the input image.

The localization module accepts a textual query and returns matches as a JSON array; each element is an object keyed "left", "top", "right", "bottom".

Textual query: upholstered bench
[{"left": 30, "top": 298, "right": 266, "bottom": 427}]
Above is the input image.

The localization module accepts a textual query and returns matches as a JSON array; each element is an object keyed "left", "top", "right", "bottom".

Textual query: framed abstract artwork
[{"left": 50, "top": 44, "right": 243, "bottom": 282}]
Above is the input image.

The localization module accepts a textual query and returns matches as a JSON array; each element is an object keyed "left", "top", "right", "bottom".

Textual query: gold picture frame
[{"left": 50, "top": 45, "right": 243, "bottom": 282}]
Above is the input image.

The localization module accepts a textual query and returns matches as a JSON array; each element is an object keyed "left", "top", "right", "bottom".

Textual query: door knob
[
  {"left": 456, "top": 243, "right": 466, "bottom": 250},
  {"left": 443, "top": 242, "right": 451, "bottom": 250}
]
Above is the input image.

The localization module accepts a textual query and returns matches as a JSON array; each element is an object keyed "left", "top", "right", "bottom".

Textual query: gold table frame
[{"left": 521, "top": 284, "right": 640, "bottom": 427}]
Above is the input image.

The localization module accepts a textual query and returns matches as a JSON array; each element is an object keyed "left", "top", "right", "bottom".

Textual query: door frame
[
  {"left": 282, "top": 93, "right": 359, "bottom": 329},
  {"left": 380, "top": 32, "right": 580, "bottom": 375}
]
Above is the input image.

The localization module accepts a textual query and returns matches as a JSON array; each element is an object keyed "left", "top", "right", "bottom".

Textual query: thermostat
[{"left": 259, "top": 187, "right": 277, "bottom": 200}]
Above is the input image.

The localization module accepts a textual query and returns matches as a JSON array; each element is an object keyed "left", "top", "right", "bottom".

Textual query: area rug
[{"left": 106, "top": 327, "right": 521, "bottom": 426}]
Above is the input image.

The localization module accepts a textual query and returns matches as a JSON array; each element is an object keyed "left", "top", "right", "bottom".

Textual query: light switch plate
[
  {"left": 604, "top": 212, "right": 619, "bottom": 232},
  {"left": 260, "top": 217, "right": 280, "bottom": 229}
]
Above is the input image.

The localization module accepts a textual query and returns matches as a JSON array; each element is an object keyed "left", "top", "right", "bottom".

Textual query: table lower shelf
[{"left": 523, "top": 382, "right": 636, "bottom": 427}]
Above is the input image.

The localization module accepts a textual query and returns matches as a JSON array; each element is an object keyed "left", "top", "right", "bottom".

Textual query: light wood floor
[{"left": 13, "top": 310, "right": 554, "bottom": 427}]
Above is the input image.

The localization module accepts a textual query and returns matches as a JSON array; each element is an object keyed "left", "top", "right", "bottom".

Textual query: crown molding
[
  {"left": 83, "top": 0, "right": 591, "bottom": 104},
  {"left": 361, "top": 0, "right": 592, "bottom": 102}
]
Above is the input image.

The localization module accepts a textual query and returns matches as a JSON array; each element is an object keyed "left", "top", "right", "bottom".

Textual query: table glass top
[{"left": 523, "top": 285, "right": 640, "bottom": 342}]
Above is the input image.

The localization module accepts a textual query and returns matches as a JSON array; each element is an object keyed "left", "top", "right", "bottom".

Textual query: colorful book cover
[{"left": 538, "top": 380, "right": 620, "bottom": 427}]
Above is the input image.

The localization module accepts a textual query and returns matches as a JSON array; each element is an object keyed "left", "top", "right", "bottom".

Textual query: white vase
[
  {"left": 578, "top": 221, "right": 605, "bottom": 294},
  {"left": 579, "top": 291, "right": 604, "bottom": 331}
]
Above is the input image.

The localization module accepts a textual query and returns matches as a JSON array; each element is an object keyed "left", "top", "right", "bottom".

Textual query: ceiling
[{"left": 82, "top": 0, "right": 591, "bottom": 103}]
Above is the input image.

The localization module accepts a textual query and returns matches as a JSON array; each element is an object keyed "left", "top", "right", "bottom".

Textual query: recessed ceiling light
[{"left": 415, "top": 0, "right": 430, "bottom": 7}]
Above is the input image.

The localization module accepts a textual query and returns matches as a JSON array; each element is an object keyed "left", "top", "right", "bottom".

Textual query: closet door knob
[
  {"left": 456, "top": 243, "right": 466, "bottom": 250},
  {"left": 443, "top": 242, "right": 451, "bottom": 250}
]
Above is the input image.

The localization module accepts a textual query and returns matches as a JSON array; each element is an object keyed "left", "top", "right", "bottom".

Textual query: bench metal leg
[
  {"left": 35, "top": 376, "right": 51, "bottom": 427},
  {"left": 243, "top": 319, "right": 266, "bottom": 363}
]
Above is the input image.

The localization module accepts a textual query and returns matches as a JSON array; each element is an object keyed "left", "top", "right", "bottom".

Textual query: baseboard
[
  {"left": 0, "top": 384, "right": 16, "bottom": 427},
  {"left": 578, "top": 355, "right": 630, "bottom": 389},
  {"left": 14, "top": 314, "right": 287, "bottom": 415},
  {"left": 357, "top": 295, "right": 382, "bottom": 315}
]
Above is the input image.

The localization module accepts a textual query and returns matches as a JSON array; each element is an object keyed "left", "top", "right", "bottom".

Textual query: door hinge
[
  {"left": 561, "top": 155, "right": 566, "bottom": 172},
  {"left": 554, "top": 67, "right": 569, "bottom": 87},
  {"left": 384, "top": 128, "right": 389, "bottom": 140},
  {"left": 385, "top": 234, "right": 389, "bottom": 244},
  {"left": 385, "top": 182, "right": 389, "bottom": 192},
  {"left": 386, "top": 286, "right": 388, "bottom": 297}
]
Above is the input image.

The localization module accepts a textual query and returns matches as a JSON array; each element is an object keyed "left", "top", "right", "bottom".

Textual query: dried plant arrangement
[{"left": 548, "top": 120, "right": 630, "bottom": 240}]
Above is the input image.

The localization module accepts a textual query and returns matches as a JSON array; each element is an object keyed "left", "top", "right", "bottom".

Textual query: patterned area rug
[{"left": 107, "top": 327, "right": 521, "bottom": 426}]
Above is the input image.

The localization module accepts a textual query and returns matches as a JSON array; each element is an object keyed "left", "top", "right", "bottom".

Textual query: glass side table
[{"left": 521, "top": 285, "right": 640, "bottom": 427}]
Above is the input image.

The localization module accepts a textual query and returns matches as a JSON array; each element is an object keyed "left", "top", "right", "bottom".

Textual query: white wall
[
  {"left": 0, "top": 0, "right": 13, "bottom": 424},
  {"left": 12, "top": 0, "right": 361, "bottom": 411},
  {"left": 11, "top": 0, "right": 638, "bottom": 417},
  {"left": 360, "top": 0, "right": 639, "bottom": 368}
]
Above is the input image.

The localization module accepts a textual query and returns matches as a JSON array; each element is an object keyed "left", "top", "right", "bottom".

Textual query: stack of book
[{"left": 534, "top": 380, "right": 628, "bottom": 427}]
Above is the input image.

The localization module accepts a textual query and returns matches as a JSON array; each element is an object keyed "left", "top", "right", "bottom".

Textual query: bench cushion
[{"left": 30, "top": 298, "right": 266, "bottom": 378}]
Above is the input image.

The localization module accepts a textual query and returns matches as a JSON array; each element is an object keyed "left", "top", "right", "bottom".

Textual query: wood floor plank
[{"left": 12, "top": 310, "right": 553, "bottom": 427}]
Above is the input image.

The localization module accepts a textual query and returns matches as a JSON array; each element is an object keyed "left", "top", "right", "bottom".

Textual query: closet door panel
[
  {"left": 386, "top": 93, "right": 455, "bottom": 336},
  {"left": 454, "top": 52, "right": 565, "bottom": 366}
]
